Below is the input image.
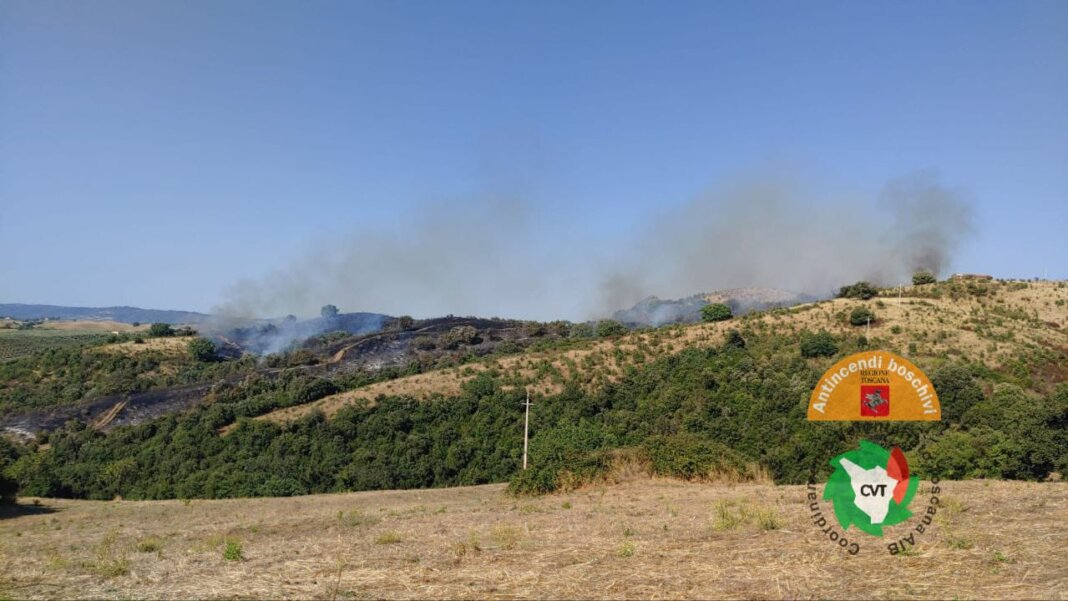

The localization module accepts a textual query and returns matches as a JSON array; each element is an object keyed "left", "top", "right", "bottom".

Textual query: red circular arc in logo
[{"left": 886, "top": 446, "right": 910, "bottom": 503}]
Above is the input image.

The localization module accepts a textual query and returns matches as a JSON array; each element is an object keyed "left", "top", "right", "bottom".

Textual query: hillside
[
  {"left": 611, "top": 287, "right": 814, "bottom": 326},
  {"left": 0, "top": 315, "right": 568, "bottom": 437},
  {"left": 1, "top": 479, "right": 1065, "bottom": 599},
  {"left": 1, "top": 278, "right": 1065, "bottom": 502},
  {"left": 257, "top": 279, "right": 1068, "bottom": 425}
]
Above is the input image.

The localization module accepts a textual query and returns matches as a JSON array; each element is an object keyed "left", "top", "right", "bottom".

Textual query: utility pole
[
  {"left": 866, "top": 317, "right": 871, "bottom": 338},
  {"left": 522, "top": 389, "right": 532, "bottom": 470}
]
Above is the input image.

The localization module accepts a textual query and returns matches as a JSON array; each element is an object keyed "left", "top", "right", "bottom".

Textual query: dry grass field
[
  {"left": 34, "top": 320, "right": 148, "bottom": 333},
  {"left": 1, "top": 478, "right": 1065, "bottom": 600},
  {"left": 98, "top": 336, "right": 191, "bottom": 356}
]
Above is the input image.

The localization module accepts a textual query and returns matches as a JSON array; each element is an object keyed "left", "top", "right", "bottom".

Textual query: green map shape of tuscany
[{"left": 823, "top": 439, "right": 919, "bottom": 537}]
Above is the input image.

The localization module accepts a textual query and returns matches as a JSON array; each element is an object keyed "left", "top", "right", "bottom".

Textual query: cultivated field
[
  {"left": 0, "top": 330, "right": 110, "bottom": 362},
  {"left": 0, "top": 320, "right": 149, "bottom": 361},
  {"left": 1, "top": 479, "right": 1065, "bottom": 600}
]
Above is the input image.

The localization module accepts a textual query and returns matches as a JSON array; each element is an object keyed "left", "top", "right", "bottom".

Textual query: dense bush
[
  {"left": 441, "top": 326, "right": 481, "bottom": 349},
  {"left": 701, "top": 303, "right": 733, "bottom": 323},
  {"left": 643, "top": 432, "right": 748, "bottom": 480},
  {"left": 912, "top": 271, "right": 937, "bottom": 285},
  {"left": 837, "top": 281, "right": 878, "bottom": 300},
  {"left": 725, "top": 330, "right": 746, "bottom": 349},
  {"left": 295, "top": 378, "right": 340, "bottom": 405},
  {"left": 187, "top": 337, "right": 217, "bottom": 362},
  {"left": 849, "top": 306, "right": 876, "bottom": 326},
  {"left": 148, "top": 323, "right": 175, "bottom": 337},
  {"left": 800, "top": 330, "right": 838, "bottom": 358},
  {"left": 595, "top": 320, "right": 627, "bottom": 338},
  {"left": 0, "top": 344, "right": 255, "bottom": 415},
  {"left": 0, "top": 438, "right": 20, "bottom": 504},
  {"left": 569, "top": 323, "right": 595, "bottom": 339}
]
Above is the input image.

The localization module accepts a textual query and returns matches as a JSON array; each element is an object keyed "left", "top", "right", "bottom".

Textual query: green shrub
[
  {"left": 569, "top": 322, "right": 595, "bottom": 339},
  {"left": 930, "top": 365, "right": 984, "bottom": 423},
  {"left": 724, "top": 330, "right": 746, "bottom": 349},
  {"left": 643, "top": 433, "right": 748, "bottom": 480},
  {"left": 912, "top": 271, "right": 937, "bottom": 285},
  {"left": 0, "top": 438, "right": 20, "bottom": 504},
  {"left": 223, "top": 540, "right": 244, "bottom": 561},
  {"left": 701, "top": 303, "right": 733, "bottom": 323},
  {"left": 148, "top": 323, "right": 175, "bottom": 337},
  {"left": 508, "top": 421, "right": 610, "bottom": 495},
  {"left": 187, "top": 337, "right": 217, "bottom": 362},
  {"left": 800, "top": 330, "right": 838, "bottom": 358},
  {"left": 0, "top": 466, "right": 17, "bottom": 505},
  {"left": 595, "top": 320, "right": 628, "bottom": 338},
  {"left": 837, "top": 281, "right": 878, "bottom": 300},
  {"left": 441, "top": 326, "right": 481, "bottom": 349},
  {"left": 295, "top": 378, "right": 340, "bottom": 405},
  {"left": 849, "top": 306, "right": 876, "bottom": 326}
]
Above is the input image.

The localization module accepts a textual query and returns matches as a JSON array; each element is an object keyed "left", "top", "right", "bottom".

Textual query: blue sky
[{"left": 1, "top": 1, "right": 1066, "bottom": 316}]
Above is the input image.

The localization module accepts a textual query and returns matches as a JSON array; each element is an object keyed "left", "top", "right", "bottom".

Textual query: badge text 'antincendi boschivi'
[{"left": 807, "top": 351, "right": 940, "bottom": 421}]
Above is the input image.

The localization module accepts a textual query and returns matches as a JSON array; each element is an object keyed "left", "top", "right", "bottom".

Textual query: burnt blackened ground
[{"left": 1, "top": 316, "right": 565, "bottom": 439}]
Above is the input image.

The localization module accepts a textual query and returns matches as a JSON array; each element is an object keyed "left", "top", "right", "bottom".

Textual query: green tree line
[{"left": 3, "top": 328, "right": 1065, "bottom": 501}]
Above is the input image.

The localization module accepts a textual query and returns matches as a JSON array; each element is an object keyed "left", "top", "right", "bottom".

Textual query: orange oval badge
[{"left": 807, "top": 351, "right": 940, "bottom": 421}]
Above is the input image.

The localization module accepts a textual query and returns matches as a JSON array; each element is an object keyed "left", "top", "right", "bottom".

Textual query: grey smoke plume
[
  {"left": 600, "top": 170, "right": 975, "bottom": 311},
  {"left": 217, "top": 197, "right": 589, "bottom": 321},
  {"left": 880, "top": 172, "right": 975, "bottom": 277},
  {"left": 218, "top": 170, "right": 974, "bottom": 322}
]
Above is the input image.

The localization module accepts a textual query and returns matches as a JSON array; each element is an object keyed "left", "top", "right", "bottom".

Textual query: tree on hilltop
[
  {"left": 701, "top": 303, "right": 733, "bottom": 322},
  {"left": 595, "top": 320, "right": 627, "bottom": 338},
  {"left": 148, "top": 323, "right": 174, "bottom": 337},
  {"left": 912, "top": 271, "right": 937, "bottom": 285},
  {"left": 837, "top": 281, "right": 878, "bottom": 300}
]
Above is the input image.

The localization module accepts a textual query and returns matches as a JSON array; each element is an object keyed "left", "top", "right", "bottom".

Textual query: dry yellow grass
[
  {"left": 256, "top": 280, "right": 1068, "bottom": 425},
  {"left": 0, "top": 479, "right": 1064, "bottom": 599},
  {"left": 35, "top": 320, "right": 148, "bottom": 333},
  {"left": 98, "top": 336, "right": 192, "bottom": 356}
]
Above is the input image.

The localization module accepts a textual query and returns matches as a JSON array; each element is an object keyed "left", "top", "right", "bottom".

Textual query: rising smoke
[
  {"left": 600, "top": 170, "right": 975, "bottom": 311},
  {"left": 217, "top": 170, "right": 974, "bottom": 322}
]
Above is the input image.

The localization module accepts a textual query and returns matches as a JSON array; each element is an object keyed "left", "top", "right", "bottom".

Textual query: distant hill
[
  {"left": 612, "top": 287, "right": 817, "bottom": 326},
  {"left": 0, "top": 303, "right": 209, "bottom": 324}
]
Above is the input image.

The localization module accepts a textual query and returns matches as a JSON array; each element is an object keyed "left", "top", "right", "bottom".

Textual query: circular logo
[
  {"left": 807, "top": 440, "right": 944, "bottom": 555},
  {"left": 824, "top": 440, "right": 918, "bottom": 536}
]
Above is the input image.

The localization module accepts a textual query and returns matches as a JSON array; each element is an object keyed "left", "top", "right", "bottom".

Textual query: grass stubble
[{"left": 0, "top": 478, "right": 1065, "bottom": 600}]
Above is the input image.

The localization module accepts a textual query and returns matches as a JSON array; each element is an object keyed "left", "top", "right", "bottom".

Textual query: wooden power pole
[{"left": 522, "top": 389, "right": 532, "bottom": 470}]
